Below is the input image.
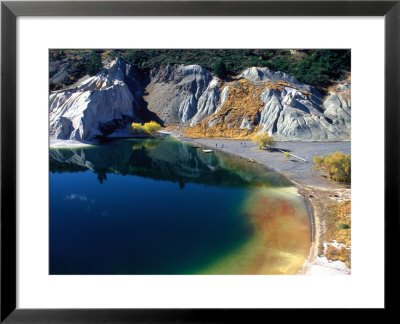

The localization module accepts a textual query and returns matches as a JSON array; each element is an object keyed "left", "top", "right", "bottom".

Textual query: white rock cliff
[
  {"left": 50, "top": 58, "right": 142, "bottom": 140},
  {"left": 49, "top": 59, "right": 351, "bottom": 141}
]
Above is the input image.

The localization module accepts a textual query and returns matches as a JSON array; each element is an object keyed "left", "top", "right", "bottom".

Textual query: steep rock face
[
  {"left": 250, "top": 69, "right": 350, "bottom": 140},
  {"left": 192, "top": 78, "right": 264, "bottom": 138},
  {"left": 49, "top": 60, "right": 351, "bottom": 141},
  {"left": 144, "top": 65, "right": 213, "bottom": 124},
  {"left": 323, "top": 79, "right": 351, "bottom": 133},
  {"left": 258, "top": 85, "right": 340, "bottom": 140},
  {"left": 49, "top": 58, "right": 143, "bottom": 140},
  {"left": 189, "top": 78, "right": 220, "bottom": 126},
  {"left": 187, "top": 67, "right": 351, "bottom": 140}
]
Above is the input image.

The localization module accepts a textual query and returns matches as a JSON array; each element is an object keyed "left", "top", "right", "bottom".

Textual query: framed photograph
[{"left": 1, "top": 0, "right": 397, "bottom": 321}]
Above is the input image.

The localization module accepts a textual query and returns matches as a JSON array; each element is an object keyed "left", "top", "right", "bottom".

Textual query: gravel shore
[{"left": 180, "top": 138, "right": 350, "bottom": 189}]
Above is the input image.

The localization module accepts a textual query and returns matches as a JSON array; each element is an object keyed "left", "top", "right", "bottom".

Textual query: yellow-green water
[{"left": 199, "top": 187, "right": 310, "bottom": 274}]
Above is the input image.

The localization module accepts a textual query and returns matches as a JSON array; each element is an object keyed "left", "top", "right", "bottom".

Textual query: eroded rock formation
[
  {"left": 49, "top": 58, "right": 351, "bottom": 141},
  {"left": 50, "top": 58, "right": 143, "bottom": 140}
]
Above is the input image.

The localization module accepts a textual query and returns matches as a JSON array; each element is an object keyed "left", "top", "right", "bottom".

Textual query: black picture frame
[{"left": 1, "top": 0, "right": 398, "bottom": 322}]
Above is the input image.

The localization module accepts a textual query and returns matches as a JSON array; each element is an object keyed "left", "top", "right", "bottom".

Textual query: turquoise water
[{"left": 49, "top": 138, "right": 309, "bottom": 274}]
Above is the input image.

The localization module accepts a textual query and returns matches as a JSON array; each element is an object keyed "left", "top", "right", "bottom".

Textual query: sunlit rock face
[
  {"left": 240, "top": 66, "right": 313, "bottom": 92},
  {"left": 257, "top": 85, "right": 348, "bottom": 141},
  {"left": 247, "top": 68, "right": 350, "bottom": 140},
  {"left": 49, "top": 58, "right": 143, "bottom": 140},
  {"left": 323, "top": 79, "right": 351, "bottom": 135},
  {"left": 189, "top": 78, "right": 220, "bottom": 127},
  {"left": 49, "top": 59, "right": 350, "bottom": 141},
  {"left": 187, "top": 67, "right": 351, "bottom": 140}
]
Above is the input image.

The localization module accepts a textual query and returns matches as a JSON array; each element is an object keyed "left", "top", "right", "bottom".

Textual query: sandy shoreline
[{"left": 177, "top": 137, "right": 351, "bottom": 275}]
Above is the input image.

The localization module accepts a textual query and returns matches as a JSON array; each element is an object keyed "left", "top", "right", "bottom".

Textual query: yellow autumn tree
[
  {"left": 313, "top": 152, "right": 351, "bottom": 182},
  {"left": 130, "top": 122, "right": 144, "bottom": 134},
  {"left": 251, "top": 133, "right": 276, "bottom": 149},
  {"left": 142, "top": 121, "right": 161, "bottom": 135},
  {"left": 130, "top": 121, "right": 161, "bottom": 136}
]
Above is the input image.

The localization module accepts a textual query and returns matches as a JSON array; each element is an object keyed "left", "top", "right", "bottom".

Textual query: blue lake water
[{"left": 49, "top": 138, "right": 310, "bottom": 274}]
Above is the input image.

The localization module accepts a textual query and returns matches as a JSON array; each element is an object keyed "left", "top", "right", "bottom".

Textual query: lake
[{"left": 49, "top": 138, "right": 310, "bottom": 274}]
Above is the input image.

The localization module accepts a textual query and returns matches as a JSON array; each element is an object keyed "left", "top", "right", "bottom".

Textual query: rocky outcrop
[
  {"left": 144, "top": 65, "right": 213, "bottom": 124},
  {"left": 187, "top": 67, "right": 351, "bottom": 140},
  {"left": 323, "top": 79, "right": 351, "bottom": 133},
  {"left": 189, "top": 78, "right": 220, "bottom": 126},
  {"left": 49, "top": 58, "right": 143, "bottom": 140},
  {"left": 240, "top": 66, "right": 313, "bottom": 93},
  {"left": 49, "top": 59, "right": 351, "bottom": 141},
  {"left": 256, "top": 70, "right": 351, "bottom": 140},
  {"left": 256, "top": 79, "right": 348, "bottom": 140}
]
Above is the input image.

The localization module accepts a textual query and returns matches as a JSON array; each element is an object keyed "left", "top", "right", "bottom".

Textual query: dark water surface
[{"left": 49, "top": 138, "right": 310, "bottom": 274}]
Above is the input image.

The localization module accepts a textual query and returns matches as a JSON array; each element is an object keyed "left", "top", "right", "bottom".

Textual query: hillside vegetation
[
  {"left": 49, "top": 49, "right": 350, "bottom": 91},
  {"left": 185, "top": 78, "right": 265, "bottom": 138}
]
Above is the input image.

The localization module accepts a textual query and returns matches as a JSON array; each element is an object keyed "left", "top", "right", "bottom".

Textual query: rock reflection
[{"left": 50, "top": 138, "right": 291, "bottom": 189}]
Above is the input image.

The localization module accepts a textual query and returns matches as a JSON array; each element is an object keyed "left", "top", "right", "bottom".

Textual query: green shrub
[
  {"left": 313, "top": 152, "right": 351, "bottom": 183},
  {"left": 86, "top": 50, "right": 103, "bottom": 76}
]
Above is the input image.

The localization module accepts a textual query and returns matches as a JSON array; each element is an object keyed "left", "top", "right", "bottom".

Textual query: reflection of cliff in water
[{"left": 49, "top": 138, "right": 291, "bottom": 188}]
